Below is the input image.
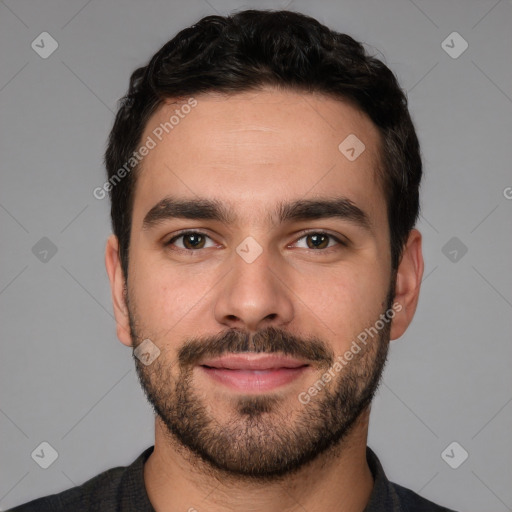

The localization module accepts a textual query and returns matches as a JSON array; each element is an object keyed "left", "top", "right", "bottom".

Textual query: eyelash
[{"left": 165, "top": 230, "right": 347, "bottom": 254}]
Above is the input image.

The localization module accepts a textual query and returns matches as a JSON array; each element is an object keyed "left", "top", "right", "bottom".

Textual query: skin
[{"left": 105, "top": 87, "right": 424, "bottom": 512}]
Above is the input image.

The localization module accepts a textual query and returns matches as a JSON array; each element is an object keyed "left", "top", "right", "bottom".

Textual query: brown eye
[
  {"left": 306, "top": 233, "right": 330, "bottom": 249},
  {"left": 290, "top": 231, "right": 346, "bottom": 251},
  {"left": 167, "top": 231, "right": 215, "bottom": 250},
  {"left": 182, "top": 233, "right": 205, "bottom": 249}
]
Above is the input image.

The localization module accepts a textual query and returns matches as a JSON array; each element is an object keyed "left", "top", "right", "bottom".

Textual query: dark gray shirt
[{"left": 8, "top": 446, "right": 458, "bottom": 511}]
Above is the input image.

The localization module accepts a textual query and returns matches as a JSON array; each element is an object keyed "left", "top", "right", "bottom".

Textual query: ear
[
  {"left": 105, "top": 234, "right": 132, "bottom": 347},
  {"left": 390, "top": 228, "right": 424, "bottom": 340}
]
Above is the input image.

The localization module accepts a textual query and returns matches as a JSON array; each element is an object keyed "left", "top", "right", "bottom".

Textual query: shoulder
[
  {"left": 7, "top": 446, "right": 154, "bottom": 512},
  {"left": 390, "top": 481, "right": 459, "bottom": 512},
  {"left": 365, "top": 446, "right": 459, "bottom": 512},
  {"left": 8, "top": 466, "right": 125, "bottom": 511}
]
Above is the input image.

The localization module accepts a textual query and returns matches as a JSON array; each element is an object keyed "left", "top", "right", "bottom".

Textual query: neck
[{"left": 144, "top": 408, "right": 374, "bottom": 512}]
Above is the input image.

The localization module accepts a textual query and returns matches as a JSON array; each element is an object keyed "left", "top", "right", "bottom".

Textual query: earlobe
[
  {"left": 390, "top": 229, "right": 424, "bottom": 341},
  {"left": 105, "top": 234, "right": 132, "bottom": 347}
]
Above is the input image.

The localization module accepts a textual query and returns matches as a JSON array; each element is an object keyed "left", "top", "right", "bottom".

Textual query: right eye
[{"left": 166, "top": 231, "right": 217, "bottom": 251}]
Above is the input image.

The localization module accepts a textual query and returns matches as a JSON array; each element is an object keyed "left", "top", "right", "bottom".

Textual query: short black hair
[{"left": 104, "top": 9, "right": 422, "bottom": 279}]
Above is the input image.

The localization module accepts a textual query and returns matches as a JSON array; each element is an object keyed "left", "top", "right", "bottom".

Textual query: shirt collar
[
  {"left": 363, "top": 446, "right": 405, "bottom": 511},
  {"left": 127, "top": 445, "right": 404, "bottom": 512}
]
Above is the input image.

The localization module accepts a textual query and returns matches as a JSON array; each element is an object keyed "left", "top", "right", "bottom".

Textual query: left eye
[
  {"left": 167, "top": 232, "right": 217, "bottom": 250},
  {"left": 293, "top": 232, "right": 343, "bottom": 250}
]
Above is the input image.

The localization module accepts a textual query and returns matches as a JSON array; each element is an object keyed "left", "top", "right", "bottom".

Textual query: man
[{"left": 10, "top": 9, "right": 458, "bottom": 512}]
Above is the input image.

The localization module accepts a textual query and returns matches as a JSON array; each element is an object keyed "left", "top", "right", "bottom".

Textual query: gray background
[{"left": 1, "top": 0, "right": 511, "bottom": 510}]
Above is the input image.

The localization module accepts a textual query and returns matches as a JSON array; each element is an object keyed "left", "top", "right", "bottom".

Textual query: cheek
[
  {"left": 129, "top": 251, "right": 217, "bottom": 330},
  {"left": 295, "top": 264, "right": 389, "bottom": 347}
]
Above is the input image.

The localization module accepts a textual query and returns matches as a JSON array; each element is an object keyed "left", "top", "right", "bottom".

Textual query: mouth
[{"left": 198, "top": 354, "right": 310, "bottom": 392}]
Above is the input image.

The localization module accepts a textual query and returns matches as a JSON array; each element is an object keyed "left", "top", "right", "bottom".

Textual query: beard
[{"left": 128, "top": 284, "right": 394, "bottom": 482}]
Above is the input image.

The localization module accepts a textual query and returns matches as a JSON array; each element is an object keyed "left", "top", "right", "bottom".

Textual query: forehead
[{"left": 133, "top": 88, "right": 385, "bottom": 226}]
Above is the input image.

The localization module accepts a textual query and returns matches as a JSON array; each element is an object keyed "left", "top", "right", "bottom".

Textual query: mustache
[{"left": 177, "top": 326, "right": 335, "bottom": 369}]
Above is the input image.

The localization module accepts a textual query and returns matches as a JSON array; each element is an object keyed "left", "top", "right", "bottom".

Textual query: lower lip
[{"left": 199, "top": 366, "right": 309, "bottom": 392}]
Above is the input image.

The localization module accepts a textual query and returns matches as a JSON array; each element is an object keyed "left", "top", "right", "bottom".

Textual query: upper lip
[{"left": 200, "top": 354, "right": 309, "bottom": 371}]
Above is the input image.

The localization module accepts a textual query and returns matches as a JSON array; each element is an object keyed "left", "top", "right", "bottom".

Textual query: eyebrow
[{"left": 142, "top": 196, "right": 372, "bottom": 233}]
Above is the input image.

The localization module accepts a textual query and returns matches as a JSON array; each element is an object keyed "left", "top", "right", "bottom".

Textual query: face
[{"left": 111, "top": 88, "right": 409, "bottom": 479}]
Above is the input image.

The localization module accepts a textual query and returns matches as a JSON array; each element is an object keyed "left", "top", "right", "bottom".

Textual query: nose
[{"left": 213, "top": 246, "right": 295, "bottom": 333}]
